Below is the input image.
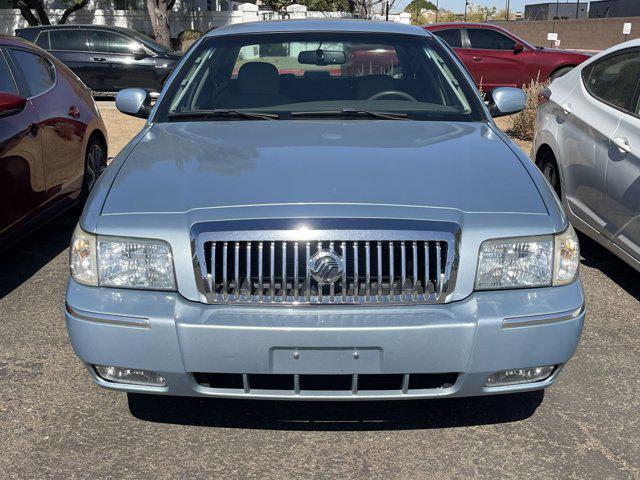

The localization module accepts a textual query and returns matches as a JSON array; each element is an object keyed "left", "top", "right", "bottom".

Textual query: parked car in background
[
  {"left": 65, "top": 20, "right": 584, "bottom": 402},
  {"left": 534, "top": 39, "right": 640, "bottom": 272},
  {"left": 15, "top": 25, "right": 182, "bottom": 95},
  {"left": 425, "top": 23, "right": 590, "bottom": 90},
  {"left": 0, "top": 34, "right": 107, "bottom": 249}
]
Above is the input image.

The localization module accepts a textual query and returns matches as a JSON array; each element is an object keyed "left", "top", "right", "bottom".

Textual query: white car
[{"left": 533, "top": 39, "right": 640, "bottom": 272}]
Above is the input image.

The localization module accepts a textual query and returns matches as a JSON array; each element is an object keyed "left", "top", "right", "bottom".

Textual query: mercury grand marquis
[{"left": 65, "top": 20, "right": 585, "bottom": 400}]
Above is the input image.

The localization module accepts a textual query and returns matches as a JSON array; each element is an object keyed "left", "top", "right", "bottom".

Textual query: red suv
[{"left": 424, "top": 23, "right": 590, "bottom": 90}]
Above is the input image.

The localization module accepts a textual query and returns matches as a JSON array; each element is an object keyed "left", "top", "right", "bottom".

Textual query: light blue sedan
[{"left": 65, "top": 20, "right": 584, "bottom": 401}]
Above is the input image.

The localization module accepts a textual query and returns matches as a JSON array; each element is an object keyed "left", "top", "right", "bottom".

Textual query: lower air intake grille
[{"left": 193, "top": 372, "right": 459, "bottom": 393}]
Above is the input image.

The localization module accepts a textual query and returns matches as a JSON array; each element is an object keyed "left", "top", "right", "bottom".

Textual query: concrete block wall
[{"left": 492, "top": 17, "right": 640, "bottom": 51}]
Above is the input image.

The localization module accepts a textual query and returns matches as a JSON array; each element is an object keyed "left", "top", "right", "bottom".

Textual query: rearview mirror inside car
[
  {"left": 116, "top": 88, "right": 152, "bottom": 119},
  {"left": 488, "top": 87, "right": 526, "bottom": 118},
  {"left": 298, "top": 49, "right": 346, "bottom": 66}
]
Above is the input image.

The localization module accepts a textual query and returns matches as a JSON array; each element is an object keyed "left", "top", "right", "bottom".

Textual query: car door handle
[
  {"left": 472, "top": 56, "right": 483, "bottom": 61},
  {"left": 68, "top": 105, "right": 80, "bottom": 118},
  {"left": 91, "top": 57, "right": 106, "bottom": 62},
  {"left": 561, "top": 103, "right": 572, "bottom": 115},
  {"left": 612, "top": 136, "right": 631, "bottom": 153}
]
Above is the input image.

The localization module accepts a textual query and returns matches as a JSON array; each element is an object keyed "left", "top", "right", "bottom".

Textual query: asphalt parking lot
[{"left": 1, "top": 108, "right": 639, "bottom": 479}]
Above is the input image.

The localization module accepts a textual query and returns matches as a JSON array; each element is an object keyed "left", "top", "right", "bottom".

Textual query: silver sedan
[{"left": 534, "top": 39, "right": 640, "bottom": 272}]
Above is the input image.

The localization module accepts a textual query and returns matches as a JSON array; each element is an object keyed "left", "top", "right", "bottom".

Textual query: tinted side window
[
  {"left": 8, "top": 49, "right": 55, "bottom": 96},
  {"left": 104, "top": 32, "right": 144, "bottom": 55},
  {"left": 35, "top": 31, "right": 50, "bottom": 50},
  {"left": 88, "top": 30, "right": 110, "bottom": 52},
  {"left": 49, "top": 30, "right": 88, "bottom": 51},
  {"left": 433, "top": 29, "right": 462, "bottom": 48},
  {"left": 582, "top": 51, "right": 640, "bottom": 114},
  {"left": 0, "top": 52, "right": 17, "bottom": 94},
  {"left": 467, "top": 29, "right": 516, "bottom": 50}
]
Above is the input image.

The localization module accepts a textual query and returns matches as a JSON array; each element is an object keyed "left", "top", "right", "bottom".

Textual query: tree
[
  {"left": 404, "top": 0, "right": 437, "bottom": 24},
  {"left": 145, "top": 0, "right": 175, "bottom": 48},
  {"left": 16, "top": 0, "right": 89, "bottom": 26}
]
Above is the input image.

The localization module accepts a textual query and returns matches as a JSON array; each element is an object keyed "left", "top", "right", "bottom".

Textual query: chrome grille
[{"left": 192, "top": 219, "right": 459, "bottom": 305}]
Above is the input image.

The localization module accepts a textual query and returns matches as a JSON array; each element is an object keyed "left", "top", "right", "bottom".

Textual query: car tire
[
  {"left": 537, "top": 152, "right": 561, "bottom": 198},
  {"left": 550, "top": 67, "right": 573, "bottom": 82},
  {"left": 81, "top": 137, "right": 107, "bottom": 199}
]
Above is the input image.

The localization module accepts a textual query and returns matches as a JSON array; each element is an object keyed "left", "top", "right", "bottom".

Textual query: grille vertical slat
[
  {"left": 412, "top": 241, "right": 418, "bottom": 300},
  {"left": 234, "top": 242, "right": 240, "bottom": 300},
  {"left": 281, "top": 242, "right": 287, "bottom": 300},
  {"left": 377, "top": 241, "right": 383, "bottom": 302},
  {"left": 294, "top": 242, "right": 299, "bottom": 301},
  {"left": 203, "top": 238, "right": 455, "bottom": 305},
  {"left": 401, "top": 241, "right": 406, "bottom": 301},
  {"left": 222, "top": 242, "right": 228, "bottom": 300},
  {"left": 246, "top": 242, "right": 251, "bottom": 299},
  {"left": 436, "top": 242, "right": 442, "bottom": 295},
  {"left": 209, "top": 244, "right": 216, "bottom": 294},
  {"left": 317, "top": 241, "right": 323, "bottom": 303},
  {"left": 389, "top": 241, "right": 395, "bottom": 299},
  {"left": 341, "top": 242, "right": 347, "bottom": 303},
  {"left": 329, "top": 241, "right": 335, "bottom": 302},
  {"left": 270, "top": 242, "right": 275, "bottom": 301},
  {"left": 258, "top": 242, "right": 264, "bottom": 301},
  {"left": 305, "top": 242, "right": 311, "bottom": 302},
  {"left": 353, "top": 242, "right": 359, "bottom": 301},
  {"left": 365, "top": 241, "right": 371, "bottom": 302}
]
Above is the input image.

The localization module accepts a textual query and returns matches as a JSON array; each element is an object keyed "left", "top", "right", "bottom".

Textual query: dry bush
[{"left": 507, "top": 76, "right": 549, "bottom": 141}]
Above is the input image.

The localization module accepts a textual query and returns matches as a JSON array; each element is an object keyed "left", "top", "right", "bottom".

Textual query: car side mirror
[
  {"left": 488, "top": 87, "right": 526, "bottom": 117},
  {"left": 116, "top": 88, "right": 152, "bottom": 119},
  {"left": 0, "top": 92, "right": 27, "bottom": 118},
  {"left": 133, "top": 50, "right": 148, "bottom": 60},
  {"left": 514, "top": 43, "right": 524, "bottom": 54}
]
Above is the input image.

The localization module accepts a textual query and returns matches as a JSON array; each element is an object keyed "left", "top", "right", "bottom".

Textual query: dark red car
[
  {"left": 424, "top": 23, "right": 591, "bottom": 90},
  {"left": 0, "top": 34, "right": 107, "bottom": 248}
]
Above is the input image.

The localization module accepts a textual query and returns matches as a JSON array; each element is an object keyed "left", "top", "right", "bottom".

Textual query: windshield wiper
[
  {"left": 168, "top": 109, "right": 279, "bottom": 120},
  {"left": 292, "top": 109, "right": 408, "bottom": 120}
]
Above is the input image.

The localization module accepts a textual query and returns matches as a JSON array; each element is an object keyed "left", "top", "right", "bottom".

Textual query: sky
[{"left": 394, "top": 0, "right": 550, "bottom": 14}]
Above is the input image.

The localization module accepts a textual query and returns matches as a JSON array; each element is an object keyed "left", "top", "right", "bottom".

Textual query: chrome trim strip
[
  {"left": 502, "top": 305, "right": 585, "bottom": 329},
  {"left": 65, "top": 304, "right": 150, "bottom": 329}
]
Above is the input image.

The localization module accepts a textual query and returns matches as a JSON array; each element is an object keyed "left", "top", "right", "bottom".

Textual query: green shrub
[{"left": 178, "top": 30, "right": 203, "bottom": 52}]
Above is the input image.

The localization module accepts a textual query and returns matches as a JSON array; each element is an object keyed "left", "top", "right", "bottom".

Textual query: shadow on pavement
[
  {"left": 0, "top": 211, "right": 77, "bottom": 299},
  {"left": 578, "top": 233, "right": 640, "bottom": 301},
  {"left": 128, "top": 390, "right": 544, "bottom": 430}
]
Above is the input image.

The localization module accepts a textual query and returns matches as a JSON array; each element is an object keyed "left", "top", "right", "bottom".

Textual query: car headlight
[
  {"left": 70, "top": 226, "right": 176, "bottom": 290},
  {"left": 475, "top": 225, "right": 579, "bottom": 290}
]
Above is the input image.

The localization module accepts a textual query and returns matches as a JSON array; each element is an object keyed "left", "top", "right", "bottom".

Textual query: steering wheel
[{"left": 368, "top": 90, "right": 417, "bottom": 102}]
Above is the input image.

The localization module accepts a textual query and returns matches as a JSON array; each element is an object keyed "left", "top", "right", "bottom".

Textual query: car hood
[{"left": 102, "top": 120, "right": 547, "bottom": 216}]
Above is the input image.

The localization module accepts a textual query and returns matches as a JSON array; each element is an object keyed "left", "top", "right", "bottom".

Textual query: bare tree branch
[{"left": 59, "top": 0, "right": 89, "bottom": 24}]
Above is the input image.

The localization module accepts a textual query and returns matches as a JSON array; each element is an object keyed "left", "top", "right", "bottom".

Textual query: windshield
[{"left": 158, "top": 32, "right": 484, "bottom": 122}]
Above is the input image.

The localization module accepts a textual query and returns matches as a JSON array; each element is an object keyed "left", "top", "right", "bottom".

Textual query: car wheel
[
  {"left": 550, "top": 67, "right": 573, "bottom": 82},
  {"left": 81, "top": 137, "right": 107, "bottom": 198},
  {"left": 538, "top": 153, "right": 561, "bottom": 197}
]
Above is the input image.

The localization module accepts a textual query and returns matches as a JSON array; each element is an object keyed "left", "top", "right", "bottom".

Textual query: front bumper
[{"left": 65, "top": 279, "right": 585, "bottom": 400}]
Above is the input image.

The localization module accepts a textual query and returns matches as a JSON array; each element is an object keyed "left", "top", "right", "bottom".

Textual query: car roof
[
  {"left": 424, "top": 22, "right": 502, "bottom": 29},
  {"left": 0, "top": 33, "right": 38, "bottom": 47},
  {"left": 16, "top": 24, "right": 139, "bottom": 36},
  {"left": 207, "top": 19, "right": 431, "bottom": 38}
]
